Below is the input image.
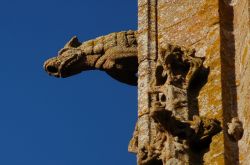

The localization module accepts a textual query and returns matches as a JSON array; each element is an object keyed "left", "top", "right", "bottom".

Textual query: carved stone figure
[
  {"left": 43, "top": 32, "right": 222, "bottom": 165},
  {"left": 44, "top": 30, "right": 138, "bottom": 85},
  {"left": 129, "top": 45, "right": 221, "bottom": 164}
]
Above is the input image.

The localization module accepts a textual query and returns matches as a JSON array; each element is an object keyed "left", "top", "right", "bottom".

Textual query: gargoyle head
[{"left": 44, "top": 36, "right": 95, "bottom": 78}]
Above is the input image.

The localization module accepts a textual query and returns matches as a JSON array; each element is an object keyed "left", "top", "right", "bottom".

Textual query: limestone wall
[
  {"left": 158, "top": 1, "right": 223, "bottom": 163},
  {"left": 137, "top": 0, "right": 249, "bottom": 164},
  {"left": 235, "top": 0, "right": 250, "bottom": 164}
]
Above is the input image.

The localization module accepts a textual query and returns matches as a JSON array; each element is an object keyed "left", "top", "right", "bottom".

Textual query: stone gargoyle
[{"left": 43, "top": 30, "right": 138, "bottom": 86}]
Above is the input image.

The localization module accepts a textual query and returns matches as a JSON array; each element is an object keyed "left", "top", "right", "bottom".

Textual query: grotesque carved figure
[
  {"left": 44, "top": 30, "right": 138, "bottom": 85},
  {"left": 129, "top": 45, "right": 221, "bottom": 165},
  {"left": 44, "top": 33, "right": 222, "bottom": 164},
  {"left": 155, "top": 45, "right": 204, "bottom": 89}
]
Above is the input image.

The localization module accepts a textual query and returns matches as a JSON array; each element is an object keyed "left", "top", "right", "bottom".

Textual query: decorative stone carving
[
  {"left": 130, "top": 44, "right": 221, "bottom": 164},
  {"left": 227, "top": 117, "right": 244, "bottom": 141},
  {"left": 44, "top": 30, "right": 138, "bottom": 86},
  {"left": 42, "top": 0, "right": 250, "bottom": 163},
  {"left": 43, "top": 32, "right": 222, "bottom": 165}
]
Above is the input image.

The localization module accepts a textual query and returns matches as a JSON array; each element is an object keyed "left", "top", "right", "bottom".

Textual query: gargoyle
[{"left": 43, "top": 30, "right": 138, "bottom": 86}]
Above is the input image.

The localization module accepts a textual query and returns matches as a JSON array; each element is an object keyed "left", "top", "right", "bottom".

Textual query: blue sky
[{"left": 0, "top": 0, "right": 137, "bottom": 164}]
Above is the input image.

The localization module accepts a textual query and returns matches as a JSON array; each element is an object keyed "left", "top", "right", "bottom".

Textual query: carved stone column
[{"left": 131, "top": 0, "right": 249, "bottom": 164}]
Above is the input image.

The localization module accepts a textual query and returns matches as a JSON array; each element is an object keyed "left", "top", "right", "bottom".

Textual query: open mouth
[
  {"left": 46, "top": 65, "right": 58, "bottom": 74},
  {"left": 43, "top": 57, "right": 61, "bottom": 77},
  {"left": 44, "top": 54, "right": 84, "bottom": 78}
]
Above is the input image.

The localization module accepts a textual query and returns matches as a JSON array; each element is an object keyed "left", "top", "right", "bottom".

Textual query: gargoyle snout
[{"left": 43, "top": 58, "right": 61, "bottom": 77}]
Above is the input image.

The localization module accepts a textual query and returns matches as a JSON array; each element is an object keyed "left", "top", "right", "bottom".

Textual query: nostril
[{"left": 46, "top": 65, "right": 58, "bottom": 73}]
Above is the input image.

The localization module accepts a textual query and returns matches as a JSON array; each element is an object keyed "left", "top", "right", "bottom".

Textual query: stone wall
[
  {"left": 235, "top": 0, "right": 250, "bottom": 164},
  {"left": 136, "top": 0, "right": 249, "bottom": 164}
]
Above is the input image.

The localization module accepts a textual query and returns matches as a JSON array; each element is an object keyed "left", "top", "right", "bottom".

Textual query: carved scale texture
[{"left": 79, "top": 30, "right": 137, "bottom": 55}]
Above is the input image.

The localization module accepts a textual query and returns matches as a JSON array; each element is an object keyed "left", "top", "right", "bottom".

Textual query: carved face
[
  {"left": 43, "top": 36, "right": 88, "bottom": 78},
  {"left": 44, "top": 48, "right": 86, "bottom": 78}
]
